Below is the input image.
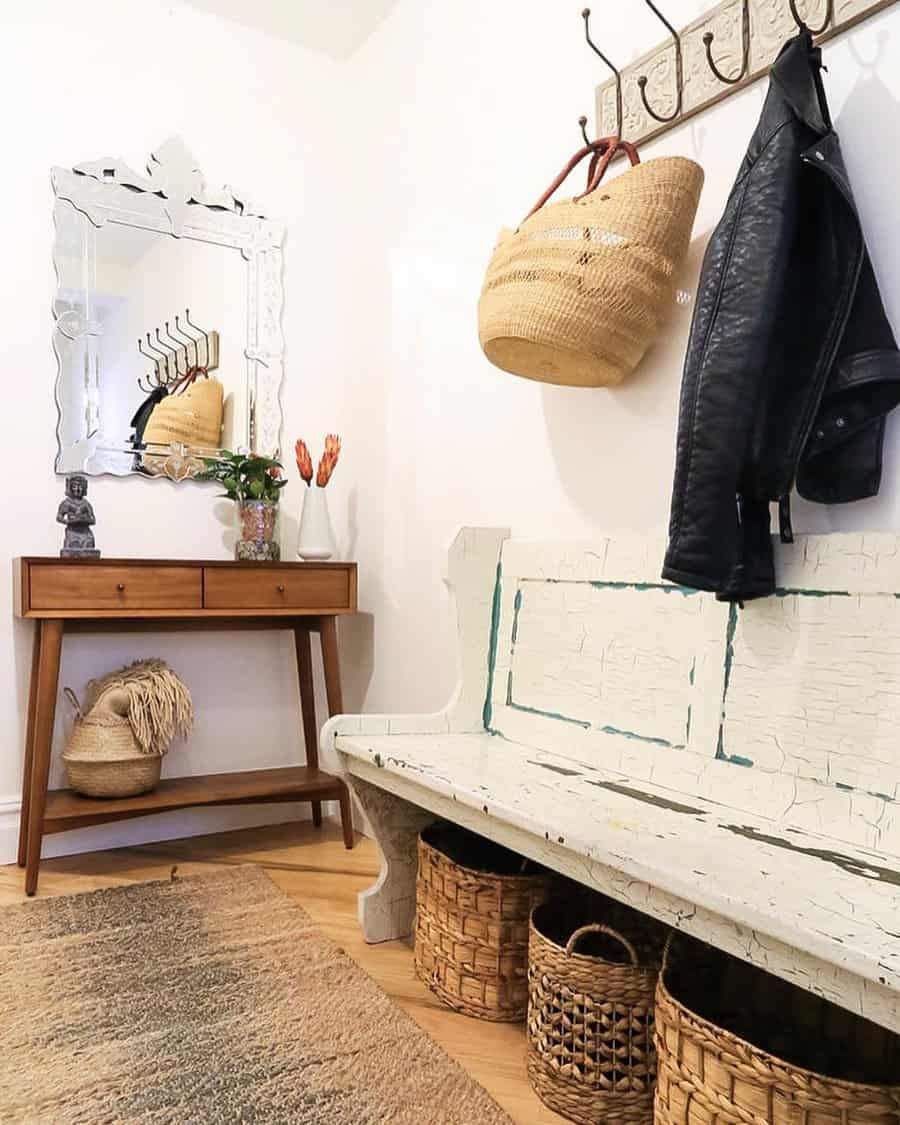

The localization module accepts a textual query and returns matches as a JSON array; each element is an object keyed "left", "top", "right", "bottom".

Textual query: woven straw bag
[
  {"left": 62, "top": 688, "right": 162, "bottom": 798},
  {"left": 143, "top": 373, "right": 224, "bottom": 463},
  {"left": 413, "top": 823, "right": 554, "bottom": 1021},
  {"left": 655, "top": 933, "right": 900, "bottom": 1124},
  {"left": 479, "top": 137, "right": 704, "bottom": 386},
  {"left": 527, "top": 897, "right": 670, "bottom": 1124}
]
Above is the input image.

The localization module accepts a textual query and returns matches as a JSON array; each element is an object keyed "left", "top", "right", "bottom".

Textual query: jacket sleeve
[{"left": 663, "top": 121, "right": 801, "bottom": 598}]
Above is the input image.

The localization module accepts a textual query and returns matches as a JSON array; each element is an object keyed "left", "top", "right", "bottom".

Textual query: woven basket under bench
[
  {"left": 527, "top": 896, "right": 670, "bottom": 1124},
  {"left": 655, "top": 933, "right": 900, "bottom": 1125},
  {"left": 414, "top": 823, "right": 554, "bottom": 1021}
]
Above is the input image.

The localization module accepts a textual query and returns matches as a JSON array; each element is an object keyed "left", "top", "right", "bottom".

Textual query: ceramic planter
[{"left": 296, "top": 487, "right": 334, "bottom": 561}]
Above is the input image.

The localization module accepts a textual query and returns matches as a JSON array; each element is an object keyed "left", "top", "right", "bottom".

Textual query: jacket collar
[{"left": 770, "top": 30, "right": 832, "bottom": 136}]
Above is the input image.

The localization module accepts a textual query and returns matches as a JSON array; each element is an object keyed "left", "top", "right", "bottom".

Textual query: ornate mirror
[{"left": 52, "top": 137, "right": 284, "bottom": 482}]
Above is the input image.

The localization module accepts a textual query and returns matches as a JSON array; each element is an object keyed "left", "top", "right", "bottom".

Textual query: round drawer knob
[
  {"left": 277, "top": 584, "right": 286, "bottom": 593},
  {"left": 116, "top": 583, "right": 126, "bottom": 592}
]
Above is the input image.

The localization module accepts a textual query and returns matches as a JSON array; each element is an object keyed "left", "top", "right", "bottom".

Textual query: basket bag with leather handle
[
  {"left": 142, "top": 369, "right": 224, "bottom": 453},
  {"left": 478, "top": 138, "right": 704, "bottom": 387},
  {"left": 141, "top": 367, "right": 224, "bottom": 477}
]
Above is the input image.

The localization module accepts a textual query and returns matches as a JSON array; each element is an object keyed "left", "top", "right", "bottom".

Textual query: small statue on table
[{"left": 57, "top": 474, "right": 100, "bottom": 558}]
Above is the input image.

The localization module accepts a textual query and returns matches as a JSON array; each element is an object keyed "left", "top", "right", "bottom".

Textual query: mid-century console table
[{"left": 14, "top": 557, "right": 358, "bottom": 895}]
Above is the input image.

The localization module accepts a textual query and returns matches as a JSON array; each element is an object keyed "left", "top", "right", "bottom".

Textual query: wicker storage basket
[
  {"left": 478, "top": 138, "right": 703, "bottom": 387},
  {"left": 62, "top": 688, "right": 162, "bottom": 798},
  {"left": 655, "top": 934, "right": 900, "bottom": 1124},
  {"left": 413, "top": 823, "right": 554, "bottom": 1021},
  {"left": 527, "top": 896, "right": 670, "bottom": 1124}
]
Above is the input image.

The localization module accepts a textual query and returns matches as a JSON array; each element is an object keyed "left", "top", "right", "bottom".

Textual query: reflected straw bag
[
  {"left": 142, "top": 368, "right": 224, "bottom": 454},
  {"left": 478, "top": 137, "right": 704, "bottom": 387},
  {"left": 141, "top": 367, "right": 224, "bottom": 477}
]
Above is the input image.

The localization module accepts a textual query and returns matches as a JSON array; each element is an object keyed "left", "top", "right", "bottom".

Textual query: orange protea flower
[
  {"left": 316, "top": 434, "right": 341, "bottom": 487},
  {"left": 295, "top": 439, "right": 313, "bottom": 485}
]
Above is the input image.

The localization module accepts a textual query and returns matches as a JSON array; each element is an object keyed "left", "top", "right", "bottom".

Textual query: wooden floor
[{"left": 0, "top": 817, "right": 567, "bottom": 1125}]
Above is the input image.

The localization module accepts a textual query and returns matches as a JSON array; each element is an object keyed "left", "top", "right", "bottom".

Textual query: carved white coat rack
[{"left": 594, "top": 0, "right": 898, "bottom": 149}]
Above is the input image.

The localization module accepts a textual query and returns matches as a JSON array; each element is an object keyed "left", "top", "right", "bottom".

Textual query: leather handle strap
[
  {"left": 524, "top": 138, "right": 613, "bottom": 221},
  {"left": 579, "top": 138, "right": 641, "bottom": 198},
  {"left": 170, "top": 365, "right": 209, "bottom": 395},
  {"left": 524, "top": 138, "right": 641, "bottom": 223}
]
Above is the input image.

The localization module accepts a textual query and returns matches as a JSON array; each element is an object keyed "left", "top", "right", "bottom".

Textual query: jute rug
[{"left": 0, "top": 866, "right": 513, "bottom": 1124}]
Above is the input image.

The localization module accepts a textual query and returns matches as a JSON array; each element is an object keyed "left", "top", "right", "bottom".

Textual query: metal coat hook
[
  {"left": 172, "top": 315, "right": 199, "bottom": 369},
  {"left": 144, "top": 334, "right": 171, "bottom": 385},
  {"left": 137, "top": 337, "right": 164, "bottom": 387},
  {"left": 184, "top": 308, "right": 210, "bottom": 368},
  {"left": 163, "top": 323, "right": 189, "bottom": 377},
  {"left": 637, "top": 0, "right": 683, "bottom": 123},
  {"left": 788, "top": 0, "right": 833, "bottom": 36},
  {"left": 703, "top": 0, "right": 750, "bottom": 84},
  {"left": 582, "top": 8, "right": 623, "bottom": 138},
  {"left": 155, "top": 329, "right": 182, "bottom": 381},
  {"left": 579, "top": 115, "right": 592, "bottom": 145}
]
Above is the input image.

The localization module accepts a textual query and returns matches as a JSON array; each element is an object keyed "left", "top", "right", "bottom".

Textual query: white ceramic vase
[{"left": 296, "top": 486, "right": 334, "bottom": 561}]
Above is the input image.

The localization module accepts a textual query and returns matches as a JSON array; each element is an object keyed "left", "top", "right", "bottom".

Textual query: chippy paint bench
[{"left": 321, "top": 529, "right": 900, "bottom": 1033}]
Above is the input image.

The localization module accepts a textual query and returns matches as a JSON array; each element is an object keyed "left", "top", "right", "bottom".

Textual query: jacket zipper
[{"left": 781, "top": 151, "right": 865, "bottom": 497}]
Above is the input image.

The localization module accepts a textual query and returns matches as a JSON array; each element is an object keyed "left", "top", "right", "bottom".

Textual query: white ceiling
[{"left": 182, "top": 0, "right": 399, "bottom": 59}]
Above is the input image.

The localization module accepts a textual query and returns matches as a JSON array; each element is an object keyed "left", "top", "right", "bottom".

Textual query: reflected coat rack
[{"left": 592, "top": 0, "right": 897, "bottom": 148}]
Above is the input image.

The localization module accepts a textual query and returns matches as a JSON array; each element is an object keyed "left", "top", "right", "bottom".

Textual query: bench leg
[{"left": 346, "top": 776, "right": 434, "bottom": 943}]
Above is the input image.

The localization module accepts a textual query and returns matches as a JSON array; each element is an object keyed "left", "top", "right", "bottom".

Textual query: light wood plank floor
[{"left": 0, "top": 818, "right": 567, "bottom": 1125}]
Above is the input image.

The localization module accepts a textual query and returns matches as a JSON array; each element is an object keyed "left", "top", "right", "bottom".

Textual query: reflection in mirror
[{"left": 53, "top": 138, "right": 285, "bottom": 482}]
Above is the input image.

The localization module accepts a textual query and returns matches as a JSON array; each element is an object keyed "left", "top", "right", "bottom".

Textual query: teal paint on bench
[{"left": 482, "top": 562, "right": 503, "bottom": 733}]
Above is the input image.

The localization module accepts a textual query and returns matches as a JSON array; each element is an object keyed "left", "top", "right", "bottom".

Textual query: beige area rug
[{"left": 0, "top": 866, "right": 513, "bottom": 1124}]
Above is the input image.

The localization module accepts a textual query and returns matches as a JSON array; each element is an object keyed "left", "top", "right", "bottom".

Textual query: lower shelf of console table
[
  {"left": 14, "top": 556, "right": 359, "bottom": 895},
  {"left": 42, "top": 766, "right": 347, "bottom": 834}
]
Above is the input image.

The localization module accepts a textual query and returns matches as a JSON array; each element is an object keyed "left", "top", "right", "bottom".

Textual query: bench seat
[
  {"left": 322, "top": 528, "right": 900, "bottom": 1034},
  {"left": 336, "top": 728, "right": 900, "bottom": 1030}
]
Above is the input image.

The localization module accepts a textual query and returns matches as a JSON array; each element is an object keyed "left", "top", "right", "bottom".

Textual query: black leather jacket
[{"left": 662, "top": 31, "right": 900, "bottom": 601}]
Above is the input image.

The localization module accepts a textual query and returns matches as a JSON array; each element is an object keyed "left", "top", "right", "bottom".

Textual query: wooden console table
[{"left": 14, "top": 557, "right": 358, "bottom": 895}]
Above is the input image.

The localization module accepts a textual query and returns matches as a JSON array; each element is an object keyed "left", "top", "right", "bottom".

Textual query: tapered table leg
[
  {"left": 294, "top": 624, "right": 322, "bottom": 827},
  {"left": 25, "top": 619, "right": 63, "bottom": 896},
  {"left": 17, "top": 624, "right": 43, "bottom": 867},
  {"left": 319, "top": 615, "right": 353, "bottom": 849},
  {"left": 319, "top": 615, "right": 343, "bottom": 716}
]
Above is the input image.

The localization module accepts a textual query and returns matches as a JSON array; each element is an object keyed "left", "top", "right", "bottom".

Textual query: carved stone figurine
[{"left": 57, "top": 474, "right": 100, "bottom": 558}]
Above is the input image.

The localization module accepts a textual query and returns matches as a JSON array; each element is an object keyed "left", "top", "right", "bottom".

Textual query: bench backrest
[{"left": 459, "top": 530, "right": 900, "bottom": 859}]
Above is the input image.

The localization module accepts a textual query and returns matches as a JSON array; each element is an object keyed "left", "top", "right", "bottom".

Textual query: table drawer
[
  {"left": 203, "top": 567, "right": 352, "bottom": 611},
  {"left": 29, "top": 565, "right": 202, "bottom": 611}
]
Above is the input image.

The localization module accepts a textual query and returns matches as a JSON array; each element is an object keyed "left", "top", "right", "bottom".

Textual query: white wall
[
  {"left": 347, "top": 0, "right": 900, "bottom": 717},
  {"left": 4, "top": 0, "right": 900, "bottom": 862},
  {"left": 0, "top": 0, "right": 383, "bottom": 860}
]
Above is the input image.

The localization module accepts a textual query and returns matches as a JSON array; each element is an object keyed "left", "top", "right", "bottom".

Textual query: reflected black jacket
[{"left": 662, "top": 31, "right": 900, "bottom": 601}]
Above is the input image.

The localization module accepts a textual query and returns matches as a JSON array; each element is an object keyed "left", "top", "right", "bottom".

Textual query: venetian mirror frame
[{"left": 52, "top": 137, "right": 285, "bottom": 481}]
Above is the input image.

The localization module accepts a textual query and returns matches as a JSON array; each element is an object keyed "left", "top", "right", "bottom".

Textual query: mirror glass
[{"left": 53, "top": 138, "right": 284, "bottom": 482}]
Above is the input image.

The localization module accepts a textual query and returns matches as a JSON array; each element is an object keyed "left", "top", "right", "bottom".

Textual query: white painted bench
[{"left": 322, "top": 528, "right": 900, "bottom": 1033}]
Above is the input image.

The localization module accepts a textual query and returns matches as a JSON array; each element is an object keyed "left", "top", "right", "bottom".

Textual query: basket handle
[
  {"left": 565, "top": 923, "right": 639, "bottom": 965},
  {"left": 62, "top": 687, "right": 83, "bottom": 718},
  {"left": 660, "top": 930, "right": 676, "bottom": 976},
  {"left": 523, "top": 138, "right": 611, "bottom": 222},
  {"left": 579, "top": 139, "right": 641, "bottom": 199},
  {"left": 523, "top": 138, "right": 641, "bottom": 223}
]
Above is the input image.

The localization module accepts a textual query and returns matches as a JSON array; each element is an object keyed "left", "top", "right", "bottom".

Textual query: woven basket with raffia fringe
[
  {"left": 62, "top": 689, "right": 161, "bottom": 798},
  {"left": 413, "top": 823, "right": 554, "bottom": 1021},
  {"left": 655, "top": 933, "right": 900, "bottom": 1124},
  {"left": 62, "top": 661, "right": 193, "bottom": 798},
  {"left": 479, "top": 141, "right": 703, "bottom": 387},
  {"left": 526, "top": 897, "right": 669, "bottom": 1124}
]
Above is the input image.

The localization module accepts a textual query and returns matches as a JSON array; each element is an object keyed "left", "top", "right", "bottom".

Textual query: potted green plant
[{"left": 198, "top": 451, "right": 287, "bottom": 561}]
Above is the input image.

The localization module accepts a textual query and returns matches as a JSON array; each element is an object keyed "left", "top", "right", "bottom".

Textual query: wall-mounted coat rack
[
  {"left": 137, "top": 309, "right": 220, "bottom": 394},
  {"left": 590, "top": 0, "right": 897, "bottom": 149}
]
